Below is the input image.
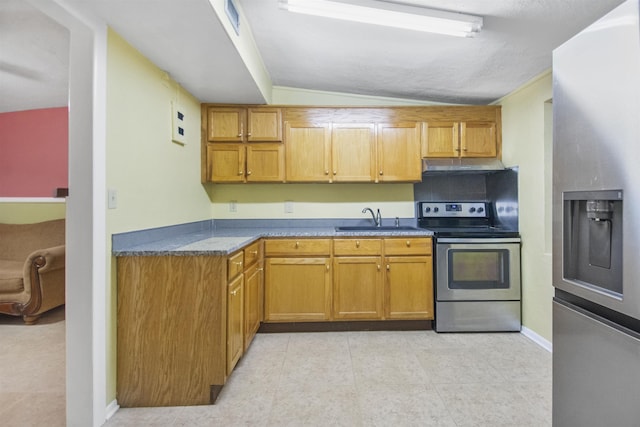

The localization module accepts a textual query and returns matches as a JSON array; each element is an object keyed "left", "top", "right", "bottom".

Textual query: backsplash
[{"left": 414, "top": 174, "right": 487, "bottom": 201}]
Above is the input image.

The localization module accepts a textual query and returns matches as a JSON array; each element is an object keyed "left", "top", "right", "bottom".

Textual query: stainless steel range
[{"left": 417, "top": 201, "right": 521, "bottom": 332}]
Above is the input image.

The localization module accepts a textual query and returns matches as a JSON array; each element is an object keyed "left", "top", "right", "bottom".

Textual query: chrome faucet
[{"left": 362, "top": 207, "right": 382, "bottom": 227}]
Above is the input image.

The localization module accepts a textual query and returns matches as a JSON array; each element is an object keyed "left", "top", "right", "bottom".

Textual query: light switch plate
[
  {"left": 171, "top": 101, "right": 186, "bottom": 145},
  {"left": 107, "top": 188, "right": 117, "bottom": 209}
]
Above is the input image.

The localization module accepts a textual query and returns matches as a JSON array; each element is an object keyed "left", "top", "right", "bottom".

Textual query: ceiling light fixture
[{"left": 278, "top": 0, "right": 483, "bottom": 38}]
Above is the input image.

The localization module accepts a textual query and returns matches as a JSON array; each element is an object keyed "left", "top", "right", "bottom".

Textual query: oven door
[{"left": 436, "top": 238, "right": 521, "bottom": 301}]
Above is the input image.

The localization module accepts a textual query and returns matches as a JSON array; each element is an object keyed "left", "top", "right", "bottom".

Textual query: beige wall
[
  {"left": 498, "top": 71, "right": 553, "bottom": 342},
  {"left": 104, "top": 29, "right": 213, "bottom": 402},
  {"left": 0, "top": 201, "right": 65, "bottom": 223}
]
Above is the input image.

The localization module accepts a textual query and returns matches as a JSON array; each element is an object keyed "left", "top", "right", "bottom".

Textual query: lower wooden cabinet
[
  {"left": 243, "top": 261, "right": 263, "bottom": 351},
  {"left": 226, "top": 273, "right": 244, "bottom": 374},
  {"left": 117, "top": 255, "right": 227, "bottom": 407},
  {"left": 116, "top": 236, "right": 432, "bottom": 408},
  {"left": 264, "top": 257, "right": 332, "bottom": 321},
  {"left": 333, "top": 256, "right": 383, "bottom": 319},
  {"left": 385, "top": 255, "right": 433, "bottom": 319}
]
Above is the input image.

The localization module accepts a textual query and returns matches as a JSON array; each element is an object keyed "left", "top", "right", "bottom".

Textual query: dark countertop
[{"left": 112, "top": 220, "right": 433, "bottom": 257}]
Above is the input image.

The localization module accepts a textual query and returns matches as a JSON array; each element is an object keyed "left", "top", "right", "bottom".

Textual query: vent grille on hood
[{"left": 422, "top": 158, "right": 506, "bottom": 174}]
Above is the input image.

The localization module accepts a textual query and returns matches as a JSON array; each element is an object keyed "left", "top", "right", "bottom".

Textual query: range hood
[{"left": 422, "top": 158, "right": 506, "bottom": 174}]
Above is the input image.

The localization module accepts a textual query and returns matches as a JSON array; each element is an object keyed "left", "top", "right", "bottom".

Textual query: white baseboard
[
  {"left": 105, "top": 400, "right": 120, "bottom": 421},
  {"left": 521, "top": 326, "right": 552, "bottom": 352}
]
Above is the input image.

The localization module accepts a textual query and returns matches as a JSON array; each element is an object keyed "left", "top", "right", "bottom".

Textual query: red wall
[{"left": 0, "top": 107, "right": 68, "bottom": 197}]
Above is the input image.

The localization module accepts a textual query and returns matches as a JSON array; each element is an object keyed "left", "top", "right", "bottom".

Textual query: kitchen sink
[{"left": 335, "top": 226, "right": 420, "bottom": 232}]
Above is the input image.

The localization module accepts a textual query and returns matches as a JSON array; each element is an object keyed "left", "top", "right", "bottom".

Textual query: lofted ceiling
[{"left": 0, "top": 0, "right": 625, "bottom": 113}]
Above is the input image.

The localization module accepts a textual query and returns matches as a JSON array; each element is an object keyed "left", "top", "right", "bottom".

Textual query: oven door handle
[{"left": 436, "top": 237, "right": 521, "bottom": 244}]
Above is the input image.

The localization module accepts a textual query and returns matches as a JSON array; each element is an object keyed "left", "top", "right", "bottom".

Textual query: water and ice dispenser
[{"left": 563, "top": 190, "right": 623, "bottom": 296}]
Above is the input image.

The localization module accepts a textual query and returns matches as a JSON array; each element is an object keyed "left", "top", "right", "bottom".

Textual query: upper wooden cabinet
[
  {"left": 206, "top": 107, "right": 282, "bottom": 143},
  {"left": 202, "top": 104, "right": 501, "bottom": 183},
  {"left": 285, "top": 121, "right": 420, "bottom": 183},
  {"left": 377, "top": 122, "right": 422, "bottom": 182},
  {"left": 332, "top": 123, "right": 377, "bottom": 182},
  {"left": 423, "top": 121, "right": 497, "bottom": 158},
  {"left": 284, "top": 122, "right": 332, "bottom": 182},
  {"left": 205, "top": 143, "right": 284, "bottom": 183}
]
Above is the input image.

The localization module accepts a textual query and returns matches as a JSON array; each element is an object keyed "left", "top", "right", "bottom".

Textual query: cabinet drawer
[
  {"left": 265, "top": 239, "right": 332, "bottom": 256},
  {"left": 384, "top": 238, "right": 432, "bottom": 255},
  {"left": 244, "top": 240, "right": 262, "bottom": 268},
  {"left": 334, "top": 238, "right": 381, "bottom": 256},
  {"left": 228, "top": 251, "right": 244, "bottom": 279}
]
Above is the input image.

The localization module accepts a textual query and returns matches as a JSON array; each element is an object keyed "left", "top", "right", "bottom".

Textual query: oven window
[{"left": 448, "top": 249, "right": 509, "bottom": 289}]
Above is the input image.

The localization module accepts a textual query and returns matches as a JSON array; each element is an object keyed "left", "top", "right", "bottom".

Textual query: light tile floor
[
  {"left": 0, "top": 313, "right": 551, "bottom": 427},
  {"left": 106, "top": 330, "right": 552, "bottom": 427},
  {"left": 0, "top": 306, "right": 66, "bottom": 427}
]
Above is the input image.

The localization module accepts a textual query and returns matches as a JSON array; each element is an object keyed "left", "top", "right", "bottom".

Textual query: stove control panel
[{"left": 419, "top": 202, "right": 488, "bottom": 218}]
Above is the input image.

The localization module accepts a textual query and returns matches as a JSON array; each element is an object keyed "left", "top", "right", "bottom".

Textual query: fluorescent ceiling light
[{"left": 279, "top": 0, "right": 483, "bottom": 38}]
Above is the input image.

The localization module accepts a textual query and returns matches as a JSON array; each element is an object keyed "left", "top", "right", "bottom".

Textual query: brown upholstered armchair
[{"left": 0, "top": 219, "right": 65, "bottom": 324}]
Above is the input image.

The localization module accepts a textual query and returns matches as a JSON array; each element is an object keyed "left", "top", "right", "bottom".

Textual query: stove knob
[
  {"left": 433, "top": 207, "right": 439, "bottom": 213},
  {"left": 477, "top": 207, "right": 484, "bottom": 213},
  {"left": 424, "top": 207, "right": 431, "bottom": 213},
  {"left": 469, "top": 207, "right": 476, "bottom": 213}
]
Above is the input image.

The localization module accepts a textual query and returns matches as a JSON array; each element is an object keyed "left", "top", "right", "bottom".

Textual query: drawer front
[
  {"left": 265, "top": 239, "right": 332, "bottom": 256},
  {"left": 228, "top": 251, "right": 244, "bottom": 279},
  {"left": 334, "top": 238, "right": 382, "bottom": 256},
  {"left": 244, "top": 240, "right": 262, "bottom": 268},
  {"left": 384, "top": 238, "right": 432, "bottom": 255}
]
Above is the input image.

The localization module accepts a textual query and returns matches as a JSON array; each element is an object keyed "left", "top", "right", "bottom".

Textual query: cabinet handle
[
  {"left": 295, "top": 241, "right": 300, "bottom": 248},
  {"left": 326, "top": 264, "right": 330, "bottom": 271},
  {"left": 249, "top": 250, "right": 258, "bottom": 255},
  {"left": 356, "top": 240, "right": 360, "bottom": 248},
  {"left": 406, "top": 241, "right": 411, "bottom": 247},
  {"left": 377, "top": 264, "right": 381, "bottom": 271},
  {"left": 235, "top": 261, "right": 243, "bottom": 267},
  {"left": 257, "top": 268, "right": 264, "bottom": 272},
  {"left": 247, "top": 132, "right": 252, "bottom": 137},
  {"left": 386, "top": 264, "right": 390, "bottom": 271},
  {"left": 324, "top": 170, "right": 329, "bottom": 175},
  {"left": 333, "top": 170, "right": 337, "bottom": 175},
  {"left": 247, "top": 170, "right": 252, "bottom": 175},
  {"left": 231, "top": 290, "right": 238, "bottom": 296},
  {"left": 238, "top": 170, "right": 244, "bottom": 175},
  {"left": 379, "top": 170, "right": 383, "bottom": 175}
]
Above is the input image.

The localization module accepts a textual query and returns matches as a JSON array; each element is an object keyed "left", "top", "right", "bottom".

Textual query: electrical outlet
[
  {"left": 229, "top": 200, "right": 237, "bottom": 212},
  {"left": 284, "top": 200, "right": 294, "bottom": 213},
  {"left": 107, "top": 188, "right": 117, "bottom": 209}
]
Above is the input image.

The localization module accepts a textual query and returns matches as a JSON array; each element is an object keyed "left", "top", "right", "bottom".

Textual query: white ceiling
[{"left": 0, "top": 0, "right": 625, "bottom": 113}]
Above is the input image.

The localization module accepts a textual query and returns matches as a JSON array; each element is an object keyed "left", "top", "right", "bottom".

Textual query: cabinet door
[
  {"left": 247, "top": 108, "right": 282, "bottom": 142},
  {"left": 385, "top": 256, "right": 433, "bottom": 320},
  {"left": 246, "top": 143, "right": 284, "bottom": 182},
  {"left": 331, "top": 123, "right": 376, "bottom": 182},
  {"left": 460, "top": 122, "right": 497, "bottom": 157},
  {"left": 244, "top": 262, "right": 263, "bottom": 351},
  {"left": 333, "top": 256, "right": 383, "bottom": 320},
  {"left": 206, "top": 144, "right": 245, "bottom": 182},
  {"left": 377, "top": 122, "right": 421, "bottom": 182},
  {"left": 423, "top": 121, "right": 459, "bottom": 157},
  {"left": 285, "top": 122, "right": 331, "bottom": 182},
  {"left": 207, "top": 107, "right": 245, "bottom": 142},
  {"left": 264, "top": 257, "right": 331, "bottom": 321},
  {"left": 227, "top": 273, "right": 244, "bottom": 374}
]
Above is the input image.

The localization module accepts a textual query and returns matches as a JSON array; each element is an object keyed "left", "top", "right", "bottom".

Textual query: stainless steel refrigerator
[{"left": 552, "top": 1, "right": 640, "bottom": 425}]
